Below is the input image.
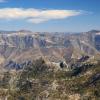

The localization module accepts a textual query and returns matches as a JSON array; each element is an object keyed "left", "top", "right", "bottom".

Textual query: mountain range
[
  {"left": 0, "top": 30, "right": 100, "bottom": 100},
  {"left": 0, "top": 30, "right": 100, "bottom": 68}
]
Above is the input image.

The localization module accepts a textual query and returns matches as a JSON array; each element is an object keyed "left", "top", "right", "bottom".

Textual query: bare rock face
[
  {"left": 68, "top": 94, "right": 81, "bottom": 100},
  {"left": 0, "top": 30, "right": 100, "bottom": 67}
]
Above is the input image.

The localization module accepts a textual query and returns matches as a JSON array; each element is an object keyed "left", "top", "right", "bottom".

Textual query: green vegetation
[{"left": 0, "top": 58, "right": 100, "bottom": 100}]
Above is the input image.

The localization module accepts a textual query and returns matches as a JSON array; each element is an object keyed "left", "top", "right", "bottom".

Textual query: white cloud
[{"left": 0, "top": 8, "right": 82, "bottom": 23}]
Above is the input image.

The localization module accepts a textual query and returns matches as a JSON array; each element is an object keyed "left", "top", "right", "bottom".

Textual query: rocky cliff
[{"left": 0, "top": 30, "right": 100, "bottom": 67}]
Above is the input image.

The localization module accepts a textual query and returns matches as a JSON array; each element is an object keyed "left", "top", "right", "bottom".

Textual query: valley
[{"left": 0, "top": 30, "right": 100, "bottom": 100}]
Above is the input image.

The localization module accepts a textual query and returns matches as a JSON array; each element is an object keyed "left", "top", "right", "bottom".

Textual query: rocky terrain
[
  {"left": 0, "top": 30, "right": 100, "bottom": 100},
  {"left": 0, "top": 56, "right": 100, "bottom": 100},
  {"left": 0, "top": 30, "right": 100, "bottom": 67}
]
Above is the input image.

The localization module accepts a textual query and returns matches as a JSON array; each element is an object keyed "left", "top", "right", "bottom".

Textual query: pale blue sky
[{"left": 0, "top": 0, "right": 100, "bottom": 32}]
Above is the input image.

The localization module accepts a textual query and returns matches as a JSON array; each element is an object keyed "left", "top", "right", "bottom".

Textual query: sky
[{"left": 0, "top": 0, "right": 100, "bottom": 32}]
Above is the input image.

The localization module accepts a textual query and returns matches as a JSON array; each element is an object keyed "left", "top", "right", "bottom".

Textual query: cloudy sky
[{"left": 0, "top": 0, "right": 100, "bottom": 32}]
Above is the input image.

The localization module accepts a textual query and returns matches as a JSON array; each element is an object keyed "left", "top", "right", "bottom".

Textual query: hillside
[
  {"left": 0, "top": 57, "right": 100, "bottom": 100},
  {"left": 0, "top": 30, "right": 100, "bottom": 100},
  {"left": 0, "top": 30, "right": 100, "bottom": 68}
]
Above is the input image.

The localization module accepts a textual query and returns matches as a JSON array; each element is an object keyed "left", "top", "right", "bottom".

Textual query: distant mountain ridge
[{"left": 0, "top": 30, "right": 100, "bottom": 67}]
